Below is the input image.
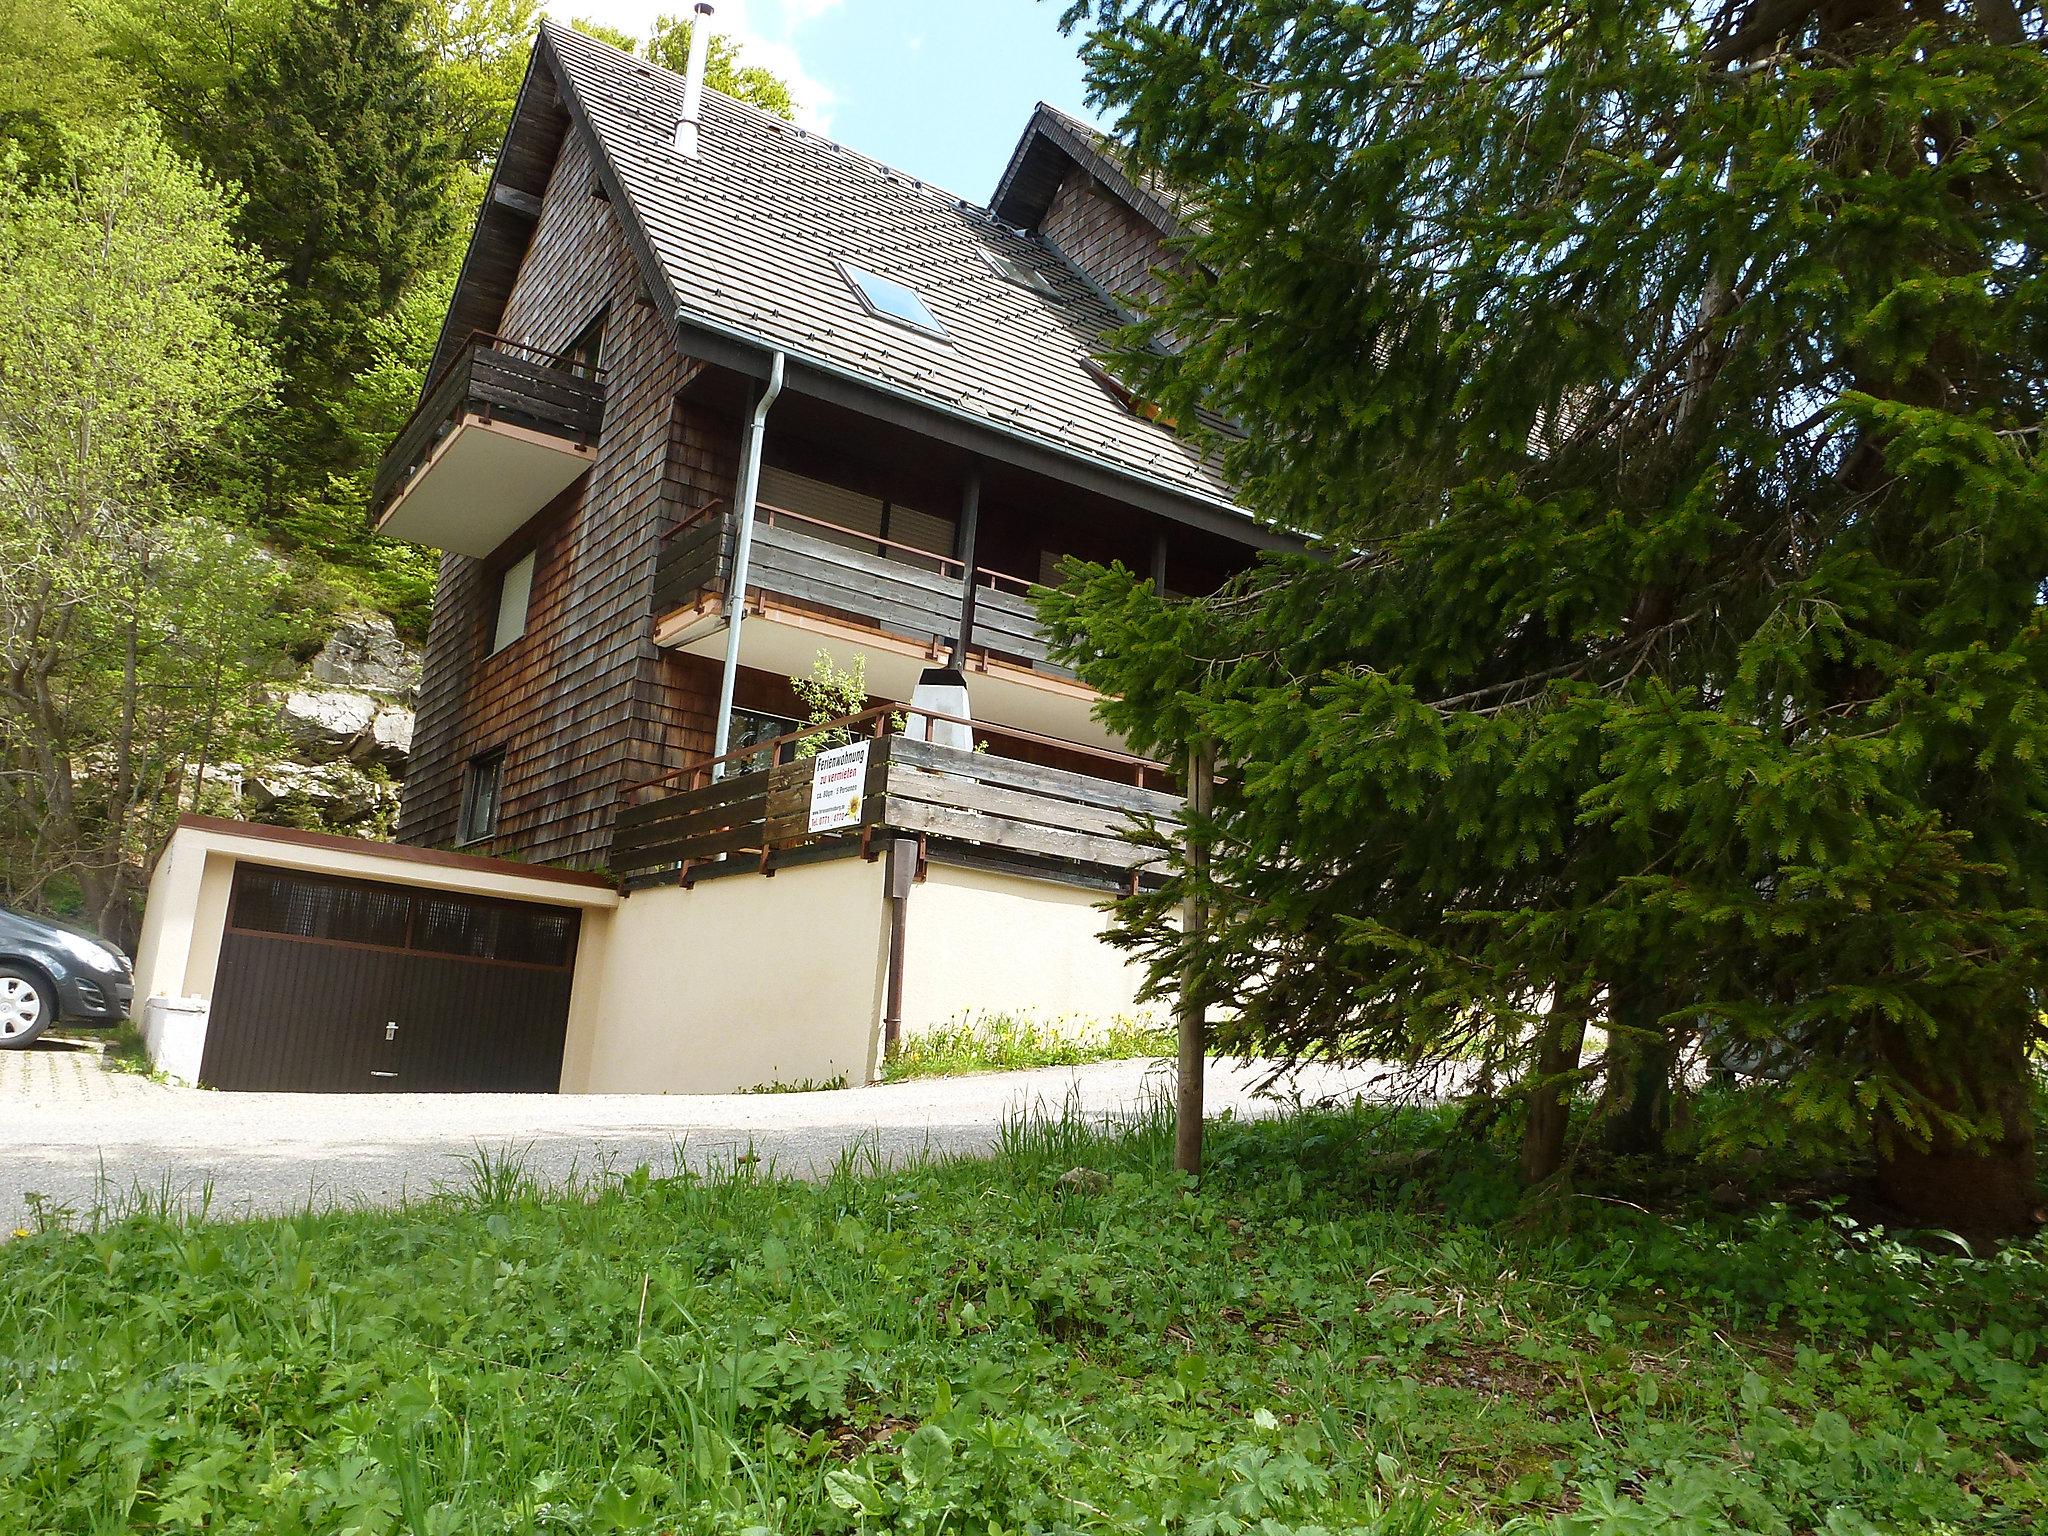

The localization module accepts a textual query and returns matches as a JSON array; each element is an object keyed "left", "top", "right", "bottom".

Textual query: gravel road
[{"left": 4, "top": 1037, "right": 1394, "bottom": 1229}]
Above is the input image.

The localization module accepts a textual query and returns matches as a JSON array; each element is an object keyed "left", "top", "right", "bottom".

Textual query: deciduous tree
[{"left": 0, "top": 117, "right": 282, "bottom": 938}]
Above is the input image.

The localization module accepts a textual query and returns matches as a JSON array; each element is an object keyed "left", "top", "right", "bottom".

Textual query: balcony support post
[
  {"left": 953, "top": 467, "right": 981, "bottom": 657},
  {"left": 1151, "top": 531, "right": 1169, "bottom": 593},
  {"left": 710, "top": 350, "right": 786, "bottom": 778},
  {"left": 882, "top": 835, "right": 919, "bottom": 1063}
]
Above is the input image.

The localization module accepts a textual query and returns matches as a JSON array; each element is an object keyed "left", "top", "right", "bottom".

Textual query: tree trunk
[
  {"left": 1876, "top": 1010, "right": 2041, "bottom": 1234},
  {"left": 1521, "top": 1008, "right": 1587, "bottom": 1184},
  {"left": 1174, "top": 741, "right": 1215, "bottom": 1179},
  {"left": 1601, "top": 990, "right": 1675, "bottom": 1157}
]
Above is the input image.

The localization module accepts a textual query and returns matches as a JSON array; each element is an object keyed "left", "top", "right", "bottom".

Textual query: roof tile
[{"left": 541, "top": 22, "right": 1236, "bottom": 509}]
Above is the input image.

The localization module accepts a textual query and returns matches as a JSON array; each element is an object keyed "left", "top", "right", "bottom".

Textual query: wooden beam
[
  {"left": 954, "top": 467, "right": 981, "bottom": 654},
  {"left": 492, "top": 183, "right": 544, "bottom": 220}
]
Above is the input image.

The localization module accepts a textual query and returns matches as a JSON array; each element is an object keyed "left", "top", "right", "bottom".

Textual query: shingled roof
[
  {"left": 531, "top": 21, "right": 1243, "bottom": 520},
  {"left": 990, "top": 100, "right": 1205, "bottom": 242}
]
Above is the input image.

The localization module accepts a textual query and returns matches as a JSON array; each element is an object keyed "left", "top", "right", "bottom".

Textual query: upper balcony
[
  {"left": 370, "top": 334, "right": 607, "bottom": 558},
  {"left": 652, "top": 499, "right": 1108, "bottom": 748}
]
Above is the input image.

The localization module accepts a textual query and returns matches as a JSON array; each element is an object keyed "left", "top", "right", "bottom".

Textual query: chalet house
[{"left": 128, "top": 19, "right": 1285, "bottom": 1095}]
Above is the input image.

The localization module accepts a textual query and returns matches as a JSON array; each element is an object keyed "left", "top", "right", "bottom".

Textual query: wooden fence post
[{"left": 1175, "top": 740, "right": 1215, "bottom": 1179}]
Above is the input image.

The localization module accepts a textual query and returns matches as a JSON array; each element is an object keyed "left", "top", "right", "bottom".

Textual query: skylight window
[
  {"left": 838, "top": 262, "right": 947, "bottom": 339},
  {"left": 981, "top": 248, "right": 1061, "bottom": 299}
]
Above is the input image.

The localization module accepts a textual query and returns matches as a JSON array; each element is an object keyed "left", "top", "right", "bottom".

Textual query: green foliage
[
  {"left": 2, "top": 1103, "right": 2044, "bottom": 1532},
  {"left": 0, "top": 0, "right": 128, "bottom": 165},
  {"left": 790, "top": 648, "right": 873, "bottom": 757},
  {"left": 573, "top": 12, "right": 799, "bottom": 119},
  {"left": 177, "top": 0, "right": 457, "bottom": 531},
  {"left": 1044, "top": 0, "right": 2048, "bottom": 1211},
  {"left": 0, "top": 114, "right": 285, "bottom": 933},
  {"left": 737, "top": 1073, "right": 852, "bottom": 1094},
  {"left": 414, "top": 0, "right": 543, "bottom": 163},
  {"left": 882, "top": 1010, "right": 1175, "bottom": 1081}
]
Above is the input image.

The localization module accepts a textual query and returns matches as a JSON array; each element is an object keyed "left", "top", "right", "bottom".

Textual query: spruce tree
[
  {"left": 1044, "top": 0, "right": 2048, "bottom": 1228},
  {"left": 185, "top": 0, "right": 455, "bottom": 530}
]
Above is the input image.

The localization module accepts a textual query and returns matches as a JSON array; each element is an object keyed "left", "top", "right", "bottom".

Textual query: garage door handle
[
  {"left": 385, "top": 1021, "right": 399, "bottom": 1041},
  {"left": 370, "top": 1070, "right": 398, "bottom": 1079}
]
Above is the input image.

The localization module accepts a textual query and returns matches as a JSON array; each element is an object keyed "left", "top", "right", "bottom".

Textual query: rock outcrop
[
  {"left": 239, "top": 612, "right": 421, "bottom": 838},
  {"left": 280, "top": 690, "right": 380, "bottom": 756},
  {"left": 243, "top": 761, "right": 403, "bottom": 834},
  {"left": 306, "top": 612, "right": 422, "bottom": 696},
  {"left": 352, "top": 707, "right": 415, "bottom": 770}
]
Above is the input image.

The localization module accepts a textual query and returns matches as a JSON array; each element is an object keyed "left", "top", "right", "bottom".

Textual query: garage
[
  {"left": 129, "top": 817, "right": 617, "bottom": 1094},
  {"left": 197, "top": 866, "right": 582, "bottom": 1092}
]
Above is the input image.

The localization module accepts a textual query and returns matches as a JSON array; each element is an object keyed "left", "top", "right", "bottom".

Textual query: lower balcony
[
  {"left": 610, "top": 710, "right": 1181, "bottom": 888},
  {"left": 371, "top": 334, "right": 606, "bottom": 557},
  {"left": 652, "top": 501, "right": 1109, "bottom": 749}
]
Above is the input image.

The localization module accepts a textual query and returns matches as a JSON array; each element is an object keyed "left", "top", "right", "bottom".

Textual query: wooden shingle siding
[
  {"left": 398, "top": 126, "right": 737, "bottom": 865},
  {"left": 1039, "top": 167, "right": 1187, "bottom": 313}
]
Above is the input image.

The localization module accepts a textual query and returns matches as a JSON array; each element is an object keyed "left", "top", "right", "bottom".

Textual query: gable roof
[
  {"left": 989, "top": 101, "right": 1202, "bottom": 242},
  {"left": 518, "top": 22, "right": 1250, "bottom": 529}
]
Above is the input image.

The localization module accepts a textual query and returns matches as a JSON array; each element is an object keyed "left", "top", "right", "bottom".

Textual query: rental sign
[{"left": 807, "top": 740, "right": 870, "bottom": 833}]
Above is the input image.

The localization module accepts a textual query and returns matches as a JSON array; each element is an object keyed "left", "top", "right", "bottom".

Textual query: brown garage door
[{"left": 199, "top": 866, "right": 581, "bottom": 1092}]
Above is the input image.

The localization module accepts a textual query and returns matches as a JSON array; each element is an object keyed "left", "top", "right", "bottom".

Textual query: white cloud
[{"left": 546, "top": 0, "right": 840, "bottom": 133}]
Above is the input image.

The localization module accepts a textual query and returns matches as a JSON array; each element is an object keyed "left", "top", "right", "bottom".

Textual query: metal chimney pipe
[{"left": 673, "top": 1, "right": 715, "bottom": 158}]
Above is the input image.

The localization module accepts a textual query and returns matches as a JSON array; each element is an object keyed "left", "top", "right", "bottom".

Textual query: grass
[
  {"left": 881, "top": 1010, "right": 1176, "bottom": 1081},
  {"left": 2, "top": 1100, "right": 2044, "bottom": 1535}
]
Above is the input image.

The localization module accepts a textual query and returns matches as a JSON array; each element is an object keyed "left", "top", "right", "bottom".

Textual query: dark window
[
  {"left": 727, "top": 708, "right": 800, "bottom": 775},
  {"left": 413, "top": 895, "right": 577, "bottom": 968},
  {"left": 227, "top": 869, "right": 576, "bottom": 969},
  {"left": 460, "top": 750, "right": 505, "bottom": 846},
  {"left": 229, "top": 870, "right": 411, "bottom": 947},
  {"left": 559, "top": 312, "right": 605, "bottom": 379},
  {"left": 838, "top": 261, "right": 947, "bottom": 338}
]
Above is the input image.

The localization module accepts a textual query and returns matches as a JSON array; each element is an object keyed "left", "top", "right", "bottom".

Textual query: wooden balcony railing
[
  {"left": 369, "top": 333, "right": 607, "bottom": 518},
  {"left": 652, "top": 501, "right": 1074, "bottom": 676},
  {"left": 610, "top": 706, "right": 1180, "bottom": 887}
]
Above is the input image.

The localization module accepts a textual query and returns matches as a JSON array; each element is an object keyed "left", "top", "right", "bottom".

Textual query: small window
[
  {"left": 229, "top": 870, "right": 411, "bottom": 948},
  {"left": 460, "top": 749, "right": 505, "bottom": 846},
  {"left": 981, "top": 248, "right": 1061, "bottom": 298},
  {"left": 558, "top": 312, "right": 605, "bottom": 379},
  {"left": 413, "top": 895, "right": 576, "bottom": 968},
  {"left": 492, "top": 551, "right": 535, "bottom": 655},
  {"left": 838, "top": 261, "right": 947, "bottom": 338},
  {"left": 727, "top": 708, "right": 800, "bottom": 775}
]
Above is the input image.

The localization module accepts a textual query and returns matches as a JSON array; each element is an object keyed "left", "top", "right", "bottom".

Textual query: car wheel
[{"left": 0, "top": 964, "right": 54, "bottom": 1048}]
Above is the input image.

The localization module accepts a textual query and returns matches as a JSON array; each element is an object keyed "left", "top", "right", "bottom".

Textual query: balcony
[
  {"left": 610, "top": 708, "right": 1182, "bottom": 888},
  {"left": 653, "top": 501, "right": 1106, "bottom": 748},
  {"left": 371, "top": 334, "right": 606, "bottom": 558}
]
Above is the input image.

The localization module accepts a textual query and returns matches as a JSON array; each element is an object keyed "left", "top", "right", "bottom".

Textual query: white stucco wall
[
  {"left": 131, "top": 822, "right": 1160, "bottom": 1095},
  {"left": 562, "top": 855, "right": 892, "bottom": 1094},
  {"left": 896, "top": 860, "right": 1156, "bottom": 1037},
  {"left": 131, "top": 835, "right": 209, "bottom": 1012}
]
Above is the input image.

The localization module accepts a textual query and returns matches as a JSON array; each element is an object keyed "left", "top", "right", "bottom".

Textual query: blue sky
[{"left": 559, "top": 0, "right": 1110, "bottom": 205}]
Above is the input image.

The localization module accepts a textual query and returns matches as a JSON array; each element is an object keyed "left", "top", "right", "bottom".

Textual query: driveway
[{"left": 4, "top": 1037, "right": 1395, "bottom": 1230}]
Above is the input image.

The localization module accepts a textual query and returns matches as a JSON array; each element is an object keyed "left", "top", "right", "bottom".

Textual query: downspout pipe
[{"left": 710, "top": 348, "right": 785, "bottom": 777}]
